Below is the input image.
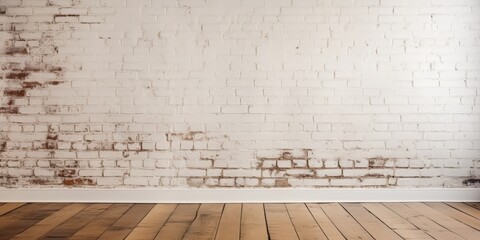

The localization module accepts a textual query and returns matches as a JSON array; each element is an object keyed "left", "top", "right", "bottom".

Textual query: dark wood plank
[
  {"left": 12, "top": 204, "right": 89, "bottom": 239},
  {"left": 405, "top": 203, "right": 480, "bottom": 240},
  {"left": 183, "top": 204, "right": 224, "bottom": 240},
  {"left": 0, "top": 203, "right": 26, "bottom": 216},
  {"left": 384, "top": 203, "right": 464, "bottom": 240},
  {"left": 98, "top": 204, "right": 154, "bottom": 240},
  {"left": 306, "top": 204, "right": 345, "bottom": 240},
  {"left": 286, "top": 203, "right": 328, "bottom": 240},
  {"left": 154, "top": 204, "right": 200, "bottom": 240},
  {"left": 342, "top": 203, "right": 403, "bottom": 240},
  {"left": 126, "top": 204, "right": 178, "bottom": 240},
  {"left": 41, "top": 203, "right": 111, "bottom": 239},
  {"left": 215, "top": 203, "right": 242, "bottom": 240},
  {"left": 240, "top": 204, "right": 268, "bottom": 240},
  {"left": 465, "top": 202, "right": 480, "bottom": 210},
  {"left": 265, "top": 204, "right": 299, "bottom": 240},
  {"left": 0, "top": 204, "right": 63, "bottom": 240},
  {"left": 69, "top": 204, "right": 133, "bottom": 240}
]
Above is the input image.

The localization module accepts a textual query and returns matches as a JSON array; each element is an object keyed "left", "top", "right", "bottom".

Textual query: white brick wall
[{"left": 0, "top": 0, "right": 479, "bottom": 189}]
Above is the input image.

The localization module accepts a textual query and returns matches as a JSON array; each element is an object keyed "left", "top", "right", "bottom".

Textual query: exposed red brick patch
[
  {"left": 57, "top": 169, "right": 76, "bottom": 178},
  {"left": 63, "top": 178, "right": 95, "bottom": 186},
  {"left": 0, "top": 106, "right": 19, "bottom": 114},
  {"left": 5, "top": 46, "right": 28, "bottom": 55},
  {"left": 6, "top": 71, "right": 30, "bottom": 80},
  {"left": 3, "top": 89, "right": 26, "bottom": 97}
]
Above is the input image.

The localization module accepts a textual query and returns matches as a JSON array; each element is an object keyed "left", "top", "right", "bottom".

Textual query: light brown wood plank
[
  {"left": 264, "top": 204, "right": 299, "bottom": 240},
  {"left": 0, "top": 203, "right": 26, "bottom": 216},
  {"left": 405, "top": 203, "right": 480, "bottom": 240},
  {"left": 362, "top": 203, "right": 417, "bottom": 230},
  {"left": 342, "top": 203, "right": 403, "bottom": 240},
  {"left": 240, "top": 204, "right": 268, "bottom": 240},
  {"left": 69, "top": 203, "right": 133, "bottom": 240},
  {"left": 126, "top": 204, "right": 178, "bottom": 240},
  {"left": 215, "top": 203, "right": 242, "bottom": 240},
  {"left": 286, "top": 203, "right": 328, "bottom": 240},
  {"left": 183, "top": 204, "right": 224, "bottom": 240},
  {"left": 384, "top": 203, "right": 464, "bottom": 240},
  {"left": 154, "top": 204, "right": 200, "bottom": 240},
  {"left": 447, "top": 202, "right": 480, "bottom": 219},
  {"left": 98, "top": 204, "right": 154, "bottom": 240},
  {"left": 306, "top": 204, "right": 345, "bottom": 240},
  {"left": 319, "top": 203, "right": 374, "bottom": 240},
  {"left": 41, "top": 204, "right": 111, "bottom": 240},
  {"left": 12, "top": 203, "right": 89, "bottom": 239},
  {"left": 426, "top": 203, "right": 480, "bottom": 230},
  {"left": 395, "top": 229, "right": 435, "bottom": 240}
]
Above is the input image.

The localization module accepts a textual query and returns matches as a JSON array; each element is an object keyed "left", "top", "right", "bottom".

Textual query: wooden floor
[{"left": 0, "top": 202, "right": 479, "bottom": 240}]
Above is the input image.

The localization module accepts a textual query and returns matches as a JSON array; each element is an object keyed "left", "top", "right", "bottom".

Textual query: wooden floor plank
[
  {"left": 306, "top": 204, "right": 345, "bottom": 240},
  {"left": 447, "top": 202, "right": 480, "bottom": 219},
  {"left": 98, "top": 204, "right": 154, "bottom": 240},
  {"left": 69, "top": 203, "right": 133, "bottom": 240},
  {"left": 11, "top": 203, "right": 89, "bottom": 239},
  {"left": 384, "top": 203, "right": 465, "bottom": 240},
  {"left": 240, "top": 204, "right": 268, "bottom": 240},
  {"left": 405, "top": 203, "right": 480, "bottom": 240},
  {"left": 286, "top": 203, "right": 328, "bottom": 240},
  {"left": 126, "top": 204, "right": 178, "bottom": 240},
  {"left": 465, "top": 202, "right": 480, "bottom": 210},
  {"left": 41, "top": 204, "right": 111, "bottom": 240},
  {"left": 0, "top": 204, "right": 63, "bottom": 240},
  {"left": 342, "top": 203, "right": 403, "bottom": 240},
  {"left": 394, "top": 229, "right": 435, "bottom": 240},
  {"left": 154, "top": 204, "right": 200, "bottom": 240},
  {"left": 183, "top": 204, "right": 224, "bottom": 240},
  {"left": 264, "top": 204, "right": 299, "bottom": 240},
  {"left": 319, "top": 203, "right": 374, "bottom": 240},
  {"left": 0, "top": 203, "right": 26, "bottom": 216},
  {"left": 215, "top": 204, "right": 242, "bottom": 240},
  {"left": 426, "top": 203, "right": 480, "bottom": 230},
  {"left": 361, "top": 203, "right": 417, "bottom": 230}
]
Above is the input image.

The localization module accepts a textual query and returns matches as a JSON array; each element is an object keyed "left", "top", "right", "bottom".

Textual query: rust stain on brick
[
  {"left": 57, "top": 169, "right": 76, "bottom": 178},
  {"left": 6, "top": 71, "right": 30, "bottom": 80},
  {"left": 3, "top": 89, "right": 26, "bottom": 97},
  {"left": 63, "top": 178, "right": 95, "bottom": 186},
  {"left": 5, "top": 46, "right": 28, "bottom": 55}
]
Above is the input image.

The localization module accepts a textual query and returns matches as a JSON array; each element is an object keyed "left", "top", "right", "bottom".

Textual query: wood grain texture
[
  {"left": 215, "top": 203, "right": 242, "bottom": 240},
  {"left": 98, "top": 204, "right": 154, "bottom": 240},
  {"left": 183, "top": 204, "right": 224, "bottom": 240},
  {"left": 342, "top": 203, "right": 403, "bottom": 240},
  {"left": 70, "top": 203, "right": 133, "bottom": 240},
  {"left": 240, "top": 204, "right": 268, "bottom": 240},
  {"left": 286, "top": 204, "right": 328, "bottom": 240},
  {"left": 306, "top": 203, "right": 345, "bottom": 240},
  {"left": 264, "top": 204, "right": 299, "bottom": 240},
  {"left": 126, "top": 204, "right": 177, "bottom": 240},
  {"left": 154, "top": 204, "right": 200, "bottom": 240},
  {"left": 385, "top": 203, "right": 465, "bottom": 240},
  {"left": 320, "top": 203, "right": 374, "bottom": 240},
  {"left": 0, "top": 202, "right": 477, "bottom": 240}
]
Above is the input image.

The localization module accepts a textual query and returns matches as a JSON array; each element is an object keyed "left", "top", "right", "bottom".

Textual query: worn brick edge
[{"left": 0, "top": 188, "right": 479, "bottom": 203}]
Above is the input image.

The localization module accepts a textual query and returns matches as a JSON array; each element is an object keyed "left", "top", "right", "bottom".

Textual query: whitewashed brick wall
[{"left": 1, "top": 0, "right": 479, "bottom": 188}]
